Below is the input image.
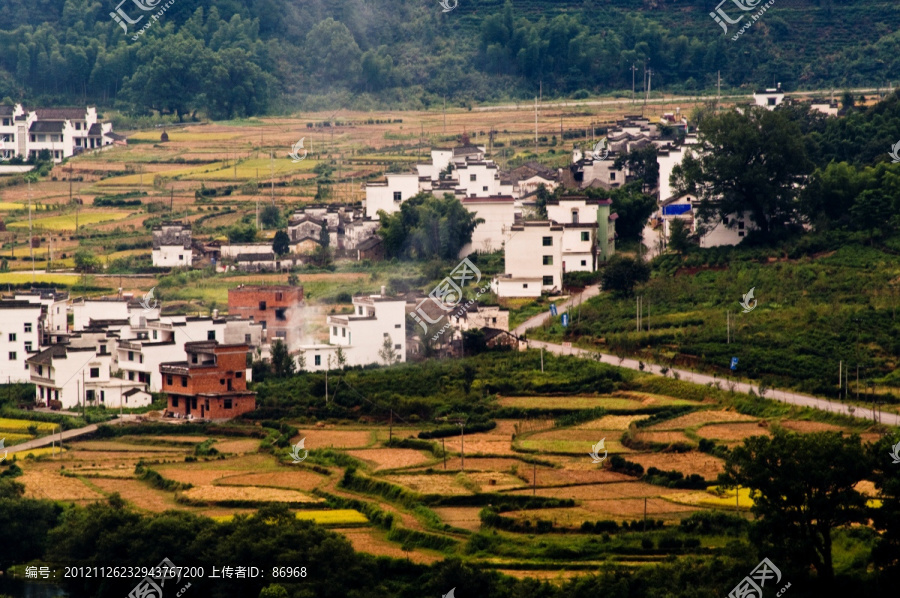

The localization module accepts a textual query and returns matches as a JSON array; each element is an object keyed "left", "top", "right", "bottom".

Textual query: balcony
[{"left": 160, "top": 363, "right": 190, "bottom": 376}]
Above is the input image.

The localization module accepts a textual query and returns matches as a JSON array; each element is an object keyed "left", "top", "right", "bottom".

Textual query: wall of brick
[{"left": 227, "top": 286, "right": 304, "bottom": 344}]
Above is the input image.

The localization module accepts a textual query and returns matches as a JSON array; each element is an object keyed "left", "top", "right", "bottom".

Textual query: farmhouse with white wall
[{"left": 151, "top": 222, "right": 193, "bottom": 267}]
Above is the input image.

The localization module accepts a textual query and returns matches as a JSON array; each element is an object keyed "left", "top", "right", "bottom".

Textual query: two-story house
[{"left": 160, "top": 341, "right": 255, "bottom": 419}]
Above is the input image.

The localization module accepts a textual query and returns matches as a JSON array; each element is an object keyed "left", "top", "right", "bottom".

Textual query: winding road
[{"left": 517, "top": 286, "right": 899, "bottom": 427}]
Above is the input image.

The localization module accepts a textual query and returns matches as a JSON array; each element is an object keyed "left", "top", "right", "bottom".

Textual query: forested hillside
[{"left": 2, "top": 0, "right": 900, "bottom": 117}]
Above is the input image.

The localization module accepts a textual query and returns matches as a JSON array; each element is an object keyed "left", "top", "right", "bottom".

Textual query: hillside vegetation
[{"left": 2, "top": 0, "right": 900, "bottom": 117}]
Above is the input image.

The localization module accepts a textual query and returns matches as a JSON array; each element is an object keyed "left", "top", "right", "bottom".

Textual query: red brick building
[
  {"left": 227, "top": 285, "right": 304, "bottom": 345},
  {"left": 160, "top": 341, "right": 255, "bottom": 420}
]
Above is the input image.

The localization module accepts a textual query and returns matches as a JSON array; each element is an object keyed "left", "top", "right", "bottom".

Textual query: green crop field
[{"left": 6, "top": 211, "right": 132, "bottom": 230}]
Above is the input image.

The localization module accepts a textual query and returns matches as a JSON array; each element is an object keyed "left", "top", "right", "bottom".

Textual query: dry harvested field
[
  {"left": 180, "top": 485, "right": 322, "bottom": 504},
  {"left": 695, "top": 422, "right": 772, "bottom": 443},
  {"left": 464, "top": 471, "right": 527, "bottom": 492},
  {"left": 433, "top": 507, "right": 483, "bottom": 531},
  {"left": 293, "top": 429, "right": 374, "bottom": 449},
  {"left": 647, "top": 410, "right": 757, "bottom": 430},
  {"left": 73, "top": 440, "right": 189, "bottom": 453},
  {"left": 409, "top": 457, "right": 524, "bottom": 473},
  {"left": 383, "top": 473, "right": 472, "bottom": 495},
  {"left": 573, "top": 415, "right": 651, "bottom": 430},
  {"left": 214, "top": 470, "right": 328, "bottom": 492},
  {"left": 89, "top": 478, "right": 182, "bottom": 511},
  {"left": 777, "top": 420, "right": 846, "bottom": 434},
  {"left": 347, "top": 448, "right": 432, "bottom": 470},
  {"left": 632, "top": 430, "right": 695, "bottom": 446},
  {"left": 512, "top": 480, "right": 686, "bottom": 501},
  {"left": 627, "top": 451, "right": 725, "bottom": 479},
  {"left": 20, "top": 470, "right": 105, "bottom": 502},
  {"left": 494, "top": 569, "right": 584, "bottom": 581},
  {"left": 213, "top": 439, "right": 261, "bottom": 454},
  {"left": 440, "top": 428, "right": 517, "bottom": 456},
  {"left": 528, "top": 465, "right": 624, "bottom": 486},
  {"left": 338, "top": 529, "right": 443, "bottom": 564}
]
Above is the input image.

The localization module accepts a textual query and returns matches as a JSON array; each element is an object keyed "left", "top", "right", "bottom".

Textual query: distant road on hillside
[
  {"left": 474, "top": 88, "right": 885, "bottom": 112},
  {"left": 516, "top": 286, "right": 899, "bottom": 426}
]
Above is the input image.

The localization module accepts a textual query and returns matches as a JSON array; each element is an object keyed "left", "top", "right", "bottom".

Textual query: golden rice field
[
  {"left": 128, "top": 131, "right": 242, "bottom": 142},
  {"left": 180, "top": 484, "right": 323, "bottom": 504},
  {"left": 211, "top": 509, "right": 369, "bottom": 526},
  {"left": 0, "top": 202, "right": 26, "bottom": 210}
]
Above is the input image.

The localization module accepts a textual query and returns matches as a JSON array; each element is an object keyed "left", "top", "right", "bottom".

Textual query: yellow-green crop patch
[
  {"left": 6, "top": 211, "right": 132, "bottom": 231},
  {"left": 188, "top": 158, "right": 320, "bottom": 181},
  {"left": 211, "top": 509, "right": 368, "bottom": 526},
  {"left": 0, "top": 418, "right": 57, "bottom": 433},
  {"left": 0, "top": 202, "right": 26, "bottom": 211}
]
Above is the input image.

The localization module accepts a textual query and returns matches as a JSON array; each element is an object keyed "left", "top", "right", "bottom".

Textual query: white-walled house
[
  {"left": 753, "top": 86, "right": 786, "bottom": 110},
  {"left": 72, "top": 298, "right": 129, "bottom": 332},
  {"left": 0, "top": 105, "right": 122, "bottom": 163},
  {"left": 455, "top": 161, "right": 503, "bottom": 198},
  {"left": 0, "top": 301, "right": 42, "bottom": 383},
  {"left": 152, "top": 222, "right": 193, "bottom": 267},
  {"left": 117, "top": 316, "right": 233, "bottom": 391},
  {"left": 14, "top": 289, "right": 68, "bottom": 341},
  {"left": 365, "top": 173, "right": 420, "bottom": 219},
  {"left": 658, "top": 193, "right": 756, "bottom": 248},
  {"left": 458, "top": 196, "right": 516, "bottom": 257},
  {"left": 416, "top": 148, "right": 454, "bottom": 182},
  {"left": 28, "top": 338, "right": 148, "bottom": 410},
  {"left": 492, "top": 222, "right": 563, "bottom": 298},
  {"left": 296, "top": 292, "right": 406, "bottom": 370}
]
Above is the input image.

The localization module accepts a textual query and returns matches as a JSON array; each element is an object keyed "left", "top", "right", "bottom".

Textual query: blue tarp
[{"left": 662, "top": 204, "right": 692, "bottom": 216}]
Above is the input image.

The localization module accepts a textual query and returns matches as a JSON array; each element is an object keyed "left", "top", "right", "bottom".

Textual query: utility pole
[
  {"left": 458, "top": 421, "right": 465, "bottom": 470},
  {"left": 534, "top": 96, "right": 538, "bottom": 153},
  {"left": 389, "top": 408, "right": 393, "bottom": 443},
  {"left": 443, "top": 96, "right": 447, "bottom": 134},
  {"left": 631, "top": 63, "right": 637, "bottom": 105},
  {"left": 726, "top": 310, "right": 731, "bottom": 344},
  {"left": 442, "top": 438, "right": 446, "bottom": 469},
  {"left": 533, "top": 462, "right": 536, "bottom": 496},
  {"left": 540, "top": 347, "right": 544, "bottom": 373}
]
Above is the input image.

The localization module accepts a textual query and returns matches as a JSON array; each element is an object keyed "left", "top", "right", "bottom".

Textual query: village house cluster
[{"left": 0, "top": 104, "right": 123, "bottom": 164}]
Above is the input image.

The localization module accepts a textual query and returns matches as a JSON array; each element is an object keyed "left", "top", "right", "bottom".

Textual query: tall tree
[
  {"left": 720, "top": 429, "right": 870, "bottom": 582},
  {"left": 272, "top": 230, "right": 290, "bottom": 257},
  {"left": 270, "top": 339, "right": 295, "bottom": 377},
  {"left": 599, "top": 255, "right": 649, "bottom": 297},
  {"left": 378, "top": 192, "right": 483, "bottom": 260},
  {"left": 671, "top": 107, "right": 811, "bottom": 236}
]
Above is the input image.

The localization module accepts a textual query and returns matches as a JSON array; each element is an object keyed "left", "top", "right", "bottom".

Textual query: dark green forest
[{"left": 3, "top": 0, "right": 900, "bottom": 118}]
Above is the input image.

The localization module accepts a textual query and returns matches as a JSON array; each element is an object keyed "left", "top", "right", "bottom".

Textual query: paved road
[
  {"left": 473, "top": 88, "right": 886, "bottom": 113},
  {"left": 512, "top": 285, "right": 601, "bottom": 337},
  {"left": 516, "top": 286, "right": 898, "bottom": 427},
  {"left": 7, "top": 417, "right": 130, "bottom": 456},
  {"left": 527, "top": 339, "right": 899, "bottom": 427}
]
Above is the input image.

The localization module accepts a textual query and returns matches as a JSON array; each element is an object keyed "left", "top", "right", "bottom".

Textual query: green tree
[
  {"left": 534, "top": 184, "right": 551, "bottom": 219},
  {"left": 667, "top": 218, "right": 691, "bottom": 254},
  {"left": 227, "top": 222, "right": 258, "bottom": 243},
  {"left": 671, "top": 107, "right": 811, "bottom": 236},
  {"left": 272, "top": 230, "right": 290, "bottom": 257},
  {"left": 378, "top": 336, "right": 399, "bottom": 365},
  {"left": 335, "top": 346, "right": 347, "bottom": 369},
  {"left": 260, "top": 204, "right": 283, "bottom": 229},
  {"left": 270, "top": 340, "right": 296, "bottom": 377},
  {"left": 614, "top": 145, "right": 659, "bottom": 191},
  {"left": 74, "top": 248, "right": 100, "bottom": 273},
  {"left": 258, "top": 584, "right": 288, "bottom": 598},
  {"left": 378, "top": 192, "right": 483, "bottom": 260},
  {"left": 599, "top": 255, "right": 649, "bottom": 297},
  {"left": 720, "top": 430, "right": 870, "bottom": 582}
]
